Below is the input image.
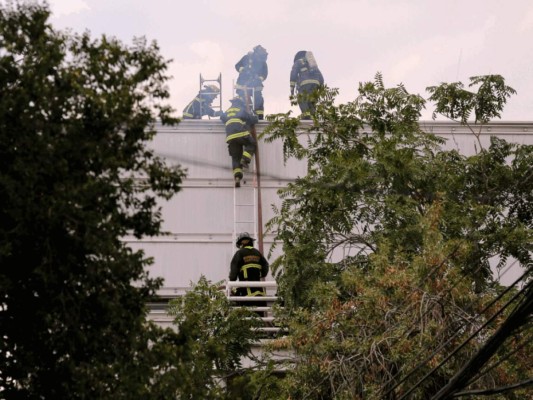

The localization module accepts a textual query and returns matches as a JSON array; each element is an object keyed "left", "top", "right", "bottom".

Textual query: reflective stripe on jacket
[
  {"left": 290, "top": 58, "right": 324, "bottom": 93},
  {"left": 229, "top": 246, "right": 269, "bottom": 296},
  {"left": 220, "top": 105, "right": 258, "bottom": 142},
  {"left": 182, "top": 95, "right": 216, "bottom": 119}
]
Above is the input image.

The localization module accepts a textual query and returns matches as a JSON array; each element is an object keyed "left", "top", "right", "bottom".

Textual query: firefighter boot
[
  {"left": 240, "top": 158, "right": 250, "bottom": 170},
  {"left": 234, "top": 175, "right": 241, "bottom": 188}
]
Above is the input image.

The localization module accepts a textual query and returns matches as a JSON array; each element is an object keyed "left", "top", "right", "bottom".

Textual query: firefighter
[
  {"left": 229, "top": 232, "right": 269, "bottom": 315},
  {"left": 290, "top": 50, "right": 324, "bottom": 120},
  {"left": 220, "top": 96, "right": 258, "bottom": 188},
  {"left": 182, "top": 84, "right": 221, "bottom": 119},
  {"left": 235, "top": 45, "right": 268, "bottom": 120}
]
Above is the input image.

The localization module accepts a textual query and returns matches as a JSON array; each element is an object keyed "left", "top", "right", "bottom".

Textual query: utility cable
[
  {"left": 383, "top": 266, "right": 527, "bottom": 397},
  {"left": 431, "top": 280, "right": 533, "bottom": 399},
  {"left": 462, "top": 325, "right": 532, "bottom": 389},
  {"left": 453, "top": 378, "right": 533, "bottom": 397},
  {"left": 397, "top": 277, "right": 532, "bottom": 400}
]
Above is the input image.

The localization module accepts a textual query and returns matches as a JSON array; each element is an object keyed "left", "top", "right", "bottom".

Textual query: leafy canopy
[
  {"left": 167, "top": 276, "right": 264, "bottom": 399},
  {"left": 0, "top": 2, "right": 189, "bottom": 398},
  {"left": 258, "top": 73, "right": 532, "bottom": 399}
]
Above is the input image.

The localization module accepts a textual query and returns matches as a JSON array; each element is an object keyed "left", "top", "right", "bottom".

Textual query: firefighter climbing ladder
[
  {"left": 231, "top": 88, "right": 264, "bottom": 254},
  {"left": 226, "top": 87, "right": 281, "bottom": 333}
]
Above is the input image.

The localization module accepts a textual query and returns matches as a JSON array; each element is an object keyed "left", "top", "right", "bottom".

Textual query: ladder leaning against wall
[
  {"left": 231, "top": 85, "right": 263, "bottom": 252},
  {"left": 228, "top": 88, "right": 281, "bottom": 332}
]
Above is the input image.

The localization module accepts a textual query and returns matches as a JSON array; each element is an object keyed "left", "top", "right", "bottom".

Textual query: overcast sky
[{"left": 46, "top": 0, "right": 533, "bottom": 121}]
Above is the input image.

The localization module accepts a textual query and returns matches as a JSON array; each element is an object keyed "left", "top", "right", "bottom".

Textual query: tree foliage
[
  {"left": 0, "top": 2, "right": 189, "bottom": 398},
  {"left": 259, "top": 73, "right": 532, "bottom": 399},
  {"left": 167, "top": 276, "right": 265, "bottom": 399}
]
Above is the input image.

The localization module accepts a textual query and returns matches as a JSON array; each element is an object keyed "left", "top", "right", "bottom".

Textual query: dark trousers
[
  {"left": 237, "top": 88, "right": 264, "bottom": 119},
  {"left": 227, "top": 135, "right": 257, "bottom": 177},
  {"left": 298, "top": 83, "right": 319, "bottom": 119},
  {"left": 235, "top": 287, "right": 266, "bottom": 317}
]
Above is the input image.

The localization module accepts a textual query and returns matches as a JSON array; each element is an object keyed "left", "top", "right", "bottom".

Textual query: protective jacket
[
  {"left": 220, "top": 103, "right": 258, "bottom": 142},
  {"left": 182, "top": 94, "right": 217, "bottom": 119},
  {"left": 229, "top": 246, "right": 269, "bottom": 296},
  {"left": 290, "top": 57, "right": 324, "bottom": 95},
  {"left": 235, "top": 53, "right": 268, "bottom": 90}
]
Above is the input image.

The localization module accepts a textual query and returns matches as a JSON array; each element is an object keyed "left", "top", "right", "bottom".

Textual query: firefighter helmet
[
  {"left": 236, "top": 232, "right": 255, "bottom": 247},
  {"left": 203, "top": 84, "right": 219, "bottom": 94},
  {"left": 253, "top": 45, "right": 268, "bottom": 62},
  {"left": 230, "top": 95, "right": 244, "bottom": 104},
  {"left": 253, "top": 45, "right": 267, "bottom": 55},
  {"left": 294, "top": 50, "right": 307, "bottom": 62}
]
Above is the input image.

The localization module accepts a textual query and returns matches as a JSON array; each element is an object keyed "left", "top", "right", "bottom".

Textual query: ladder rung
[
  {"left": 228, "top": 296, "right": 278, "bottom": 302},
  {"left": 252, "top": 327, "right": 287, "bottom": 333}
]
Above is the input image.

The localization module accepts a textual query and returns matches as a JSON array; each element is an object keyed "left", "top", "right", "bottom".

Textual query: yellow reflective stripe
[
  {"left": 301, "top": 67, "right": 308, "bottom": 71},
  {"left": 242, "top": 151, "right": 252, "bottom": 159},
  {"left": 226, "top": 131, "right": 250, "bottom": 142},
  {"left": 300, "top": 79, "right": 320, "bottom": 86},
  {"left": 246, "top": 288, "right": 265, "bottom": 296},
  {"left": 225, "top": 118, "right": 243, "bottom": 126},
  {"left": 233, "top": 167, "right": 242, "bottom": 174},
  {"left": 235, "top": 84, "right": 262, "bottom": 90},
  {"left": 241, "top": 264, "right": 262, "bottom": 279},
  {"left": 255, "top": 110, "right": 264, "bottom": 115},
  {"left": 183, "top": 112, "right": 193, "bottom": 117}
]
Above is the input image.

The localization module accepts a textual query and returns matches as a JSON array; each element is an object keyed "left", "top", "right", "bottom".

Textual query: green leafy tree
[
  {"left": 260, "top": 73, "right": 532, "bottom": 399},
  {"left": 0, "top": 2, "right": 188, "bottom": 398},
  {"left": 167, "top": 276, "right": 265, "bottom": 399}
]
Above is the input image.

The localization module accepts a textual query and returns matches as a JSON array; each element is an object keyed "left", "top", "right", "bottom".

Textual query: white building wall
[{"left": 128, "top": 120, "right": 533, "bottom": 294}]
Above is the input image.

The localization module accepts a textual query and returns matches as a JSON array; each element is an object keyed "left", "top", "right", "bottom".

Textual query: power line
[
  {"left": 462, "top": 325, "right": 532, "bottom": 389},
  {"left": 397, "top": 275, "right": 532, "bottom": 400},
  {"left": 453, "top": 378, "right": 533, "bottom": 398},
  {"left": 154, "top": 150, "right": 293, "bottom": 182},
  {"left": 431, "top": 280, "right": 533, "bottom": 399},
  {"left": 383, "top": 264, "right": 527, "bottom": 397}
]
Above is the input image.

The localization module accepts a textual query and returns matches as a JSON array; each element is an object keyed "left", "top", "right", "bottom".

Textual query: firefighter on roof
[
  {"left": 220, "top": 96, "right": 258, "bottom": 188},
  {"left": 290, "top": 50, "right": 324, "bottom": 120},
  {"left": 182, "top": 84, "right": 221, "bottom": 119},
  {"left": 235, "top": 45, "right": 268, "bottom": 120}
]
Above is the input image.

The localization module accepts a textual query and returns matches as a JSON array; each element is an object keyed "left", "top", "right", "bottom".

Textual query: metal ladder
[
  {"left": 199, "top": 73, "right": 222, "bottom": 118},
  {"left": 233, "top": 165, "right": 258, "bottom": 245},
  {"left": 230, "top": 81, "right": 260, "bottom": 246}
]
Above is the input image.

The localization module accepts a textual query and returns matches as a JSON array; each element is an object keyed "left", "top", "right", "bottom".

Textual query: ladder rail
[
  {"left": 233, "top": 163, "right": 258, "bottom": 245},
  {"left": 232, "top": 85, "right": 260, "bottom": 248},
  {"left": 199, "top": 73, "right": 222, "bottom": 118}
]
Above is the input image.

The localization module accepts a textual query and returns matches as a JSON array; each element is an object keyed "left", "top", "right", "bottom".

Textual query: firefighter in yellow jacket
[
  {"left": 182, "top": 85, "right": 221, "bottom": 119},
  {"left": 290, "top": 51, "right": 324, "bottom": 120},
  {"left": 229, "top": 232, "right": 269, "bottom": 314},
  {"left": 220, "top": 96, "right": 258, "bottom": 187},
  {"left": 235, "top": 45, "right": 268, "bottom": 120}
]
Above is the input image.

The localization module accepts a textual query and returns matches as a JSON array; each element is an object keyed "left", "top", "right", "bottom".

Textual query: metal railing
[
  {"left": 147, "top": 281, "right": 284, "bottom": 334},
  {"left": 225, "top": 280, "right": 282, "bottom": 333}
]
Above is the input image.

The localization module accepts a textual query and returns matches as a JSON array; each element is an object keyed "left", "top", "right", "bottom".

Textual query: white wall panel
[{"left": 135, "top": 120, "right": 533, "bottom": 293}]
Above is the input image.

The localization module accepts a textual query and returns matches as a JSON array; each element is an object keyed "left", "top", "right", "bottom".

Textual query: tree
[
  {"left": 259, "top": 74, "right": 532, "bottom": 398},
  {"left": 0, "top": 2, "right": 188, "bottom": 398},
  {"left": 166, "top": 276, "right": 265, "bottom": 399}
]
